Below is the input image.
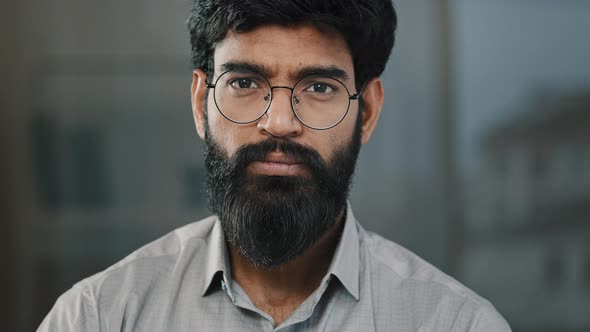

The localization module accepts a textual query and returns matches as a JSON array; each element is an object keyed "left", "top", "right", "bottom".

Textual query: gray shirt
[{"left": 39, "top": 205, "right": 511, "bottom": 331}]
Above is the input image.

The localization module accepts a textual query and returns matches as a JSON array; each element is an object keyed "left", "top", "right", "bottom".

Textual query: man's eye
[
  {"left": 230, "top": 78, "right": 260, "bottom": 89},
  {"left": 305, "top": 83, "right": 334, "bottom": 94}
]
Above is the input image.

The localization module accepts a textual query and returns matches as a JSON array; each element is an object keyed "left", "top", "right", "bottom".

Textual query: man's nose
[{"left": 257, "top": 87, "right": 303, "bottom": 138}]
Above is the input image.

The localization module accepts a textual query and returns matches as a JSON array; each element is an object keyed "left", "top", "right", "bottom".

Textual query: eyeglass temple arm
[
  {"left": 206, "top": 83, "right": 216, "bottom": 88},
  {"left": 349, "top": 81, "right": 367, "bottom": 100}
]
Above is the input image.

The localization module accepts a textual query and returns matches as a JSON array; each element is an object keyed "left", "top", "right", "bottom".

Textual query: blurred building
[
  {"left": 26, "top": 54, "right": 210, "bottom": 326},
  {"left": 462, "top": 93, "right": 590, "bottom": 332}
]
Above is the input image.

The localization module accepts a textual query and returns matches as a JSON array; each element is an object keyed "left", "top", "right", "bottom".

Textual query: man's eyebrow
[
  {"left": 219, "top": 61, "right": 273, "bottom": 78},
  {"left": 294, "top": 66, "right": 350, "bottom": 82}
]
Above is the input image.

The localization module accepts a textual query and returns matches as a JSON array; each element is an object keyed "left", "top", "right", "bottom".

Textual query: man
[{"left": 39, "top": 0, "right": 511, "bottom": 331}]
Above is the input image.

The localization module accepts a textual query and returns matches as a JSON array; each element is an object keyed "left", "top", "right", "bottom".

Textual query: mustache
[{"left": 229, "top": 138, "right": 326, "bottom": 176}]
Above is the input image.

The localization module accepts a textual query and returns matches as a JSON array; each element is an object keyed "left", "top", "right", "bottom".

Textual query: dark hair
[{"left": 187, "top": 0, "right": 397, "bottom": 90}]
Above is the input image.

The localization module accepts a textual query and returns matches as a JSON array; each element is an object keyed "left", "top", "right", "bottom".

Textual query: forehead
[{"left": 212, "top": 24, "right": 354, "bottom": 81}]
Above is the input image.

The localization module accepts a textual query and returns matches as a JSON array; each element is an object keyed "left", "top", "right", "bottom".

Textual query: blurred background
[{"left": 2, "top": 0, "right": 589, "bottom": 331}]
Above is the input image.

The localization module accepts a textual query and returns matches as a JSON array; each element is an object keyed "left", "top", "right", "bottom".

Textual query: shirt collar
[
  {"left": 325, "top": 202, "right": 360, "bottom": 300},
  {"left": 200, "top": 202, "right": 361, "bottom": 300},
  {"left": 201, "top": 219, "right": 231, "bottom": 296}
]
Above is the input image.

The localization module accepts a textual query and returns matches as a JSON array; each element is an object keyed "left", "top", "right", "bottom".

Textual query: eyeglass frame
[{"left": 205, "top": 70, "right": 364, "bottom": 130}]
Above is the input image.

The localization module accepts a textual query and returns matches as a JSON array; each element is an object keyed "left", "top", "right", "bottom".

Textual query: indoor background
[{"left": 1, "top": 0, "right": 589, "bottom": 331}]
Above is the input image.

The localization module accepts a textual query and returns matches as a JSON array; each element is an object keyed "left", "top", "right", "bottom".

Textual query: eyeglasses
[{"left": 206, "top": 70, "right": 362, "bottom": 130}]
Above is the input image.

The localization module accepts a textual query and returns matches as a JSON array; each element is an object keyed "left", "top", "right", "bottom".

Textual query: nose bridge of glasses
[
  {"left": 270, "top": 85, "right": 295, "bottom": 95},
  {"left": 263, "top": 85, "right": 298, "bottom": 122},
  {"left": 268, "top": 85, "right": 296, "bottom": 105}
]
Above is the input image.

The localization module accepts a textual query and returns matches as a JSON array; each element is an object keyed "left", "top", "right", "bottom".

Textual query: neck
[{"left": 228, "top": 207, "right": 346, "bottom": 324}]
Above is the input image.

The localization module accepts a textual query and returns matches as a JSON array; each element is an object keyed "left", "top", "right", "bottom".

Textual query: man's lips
[{"left": 247, "top": 153, "right": 309, "bottom": 176}]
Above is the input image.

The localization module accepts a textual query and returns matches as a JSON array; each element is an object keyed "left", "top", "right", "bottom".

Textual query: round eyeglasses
[{"left": 206, "top": 70, "right": 362, "bottom": 130}]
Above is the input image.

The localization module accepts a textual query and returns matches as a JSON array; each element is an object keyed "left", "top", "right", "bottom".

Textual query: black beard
[{"left": 203, "top": 116, "right": 362, "bottom": 269}]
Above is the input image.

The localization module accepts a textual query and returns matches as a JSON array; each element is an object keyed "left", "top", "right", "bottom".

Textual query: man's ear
[
  {"left": 191, "top": 69, "right": 209, "bottom": 140},
  {"left": 359, "top": 77, "right": 384, "bottom": 144}
]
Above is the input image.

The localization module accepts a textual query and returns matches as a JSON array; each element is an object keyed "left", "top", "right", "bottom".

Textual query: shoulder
[
  {"left": 38, "top": 216, "right": 219, "bottom": 331},
  {"left": 78, "top": 215, "right": 217, "bottom": 289},
  {"left": 359, "top": 227, "right": 482, "bottom": 302},
  {"left": 357, "top": 224, "right": 511, "bottom": 331}
]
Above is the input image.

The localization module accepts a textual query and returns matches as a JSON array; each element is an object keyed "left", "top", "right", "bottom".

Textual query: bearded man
[{"left": 39, "top": 0, "right": 510, "bottom": 331}]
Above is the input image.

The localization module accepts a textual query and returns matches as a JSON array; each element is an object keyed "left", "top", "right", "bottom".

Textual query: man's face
[{"left": 191, "top": 25, "right": 380, "bottom": 268}]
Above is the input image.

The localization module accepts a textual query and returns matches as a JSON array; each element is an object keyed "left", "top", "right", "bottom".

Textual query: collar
[
  {"left": 200, "top": 202, "right": 361, "bottom": 300},
  {"left": 200, "top": 219, "right": 231, "bottom": 296},
  {"left": 325, "top": 202, "right": 360, "bottom": 300}
]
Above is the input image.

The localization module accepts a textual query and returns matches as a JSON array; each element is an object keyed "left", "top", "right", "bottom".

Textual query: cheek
[
  {"left": 206, "top": 102, "right": 258, "bottom": 155},
  {"left": 305, "top": 130, "right": 347, "bottom": 165},
  {"left": 323, "top": 115, "right": 358, "bottom": 160},
  {"left": 206, "top": 100, "right": 235, "bottom": 148}
]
